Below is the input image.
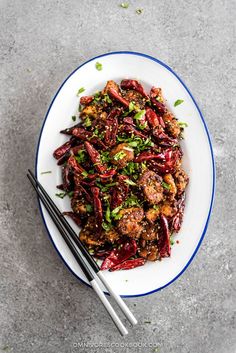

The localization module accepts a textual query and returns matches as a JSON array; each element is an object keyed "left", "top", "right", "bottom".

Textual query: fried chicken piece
[
  {"left": 110, "top": 143, "right": 134, "bottom": 168},
  {"left": 122, "top": 90, "right": 146, "bottom": 110},
  {"left": 138, "top": 240, "right": 159, "bottom": 261},
  {"left": 117, "top": 207, "right": 144, "bottom": 238},
  {"left": 163, "top": 173, "right": 177, "bottom": 198},
  {"left": 138, "top": 170, "right": 164, "bottom": 205},
  {"left": 145, "top": 208, "right": 160, "bottom": 223},
  {"left": 140, "top": 224, "right": 158, "bottom": 241},
  {"left": 102, "top": 80, "right": 120, "bottom": 94},
  {"left": 102, "top": 228, "right": 120, "bottom": 243},
  {"left": 163, "top": 112, "right": 181, "bottom": 138},
  {"left": 79, "top": 217, "right": 105, "bottom": 247},
  {"left": 160, "top": 201, "right": 177, "bottom": 218},
  {"left": 174, "top": 168, "right": 189, "bottom": 195}
]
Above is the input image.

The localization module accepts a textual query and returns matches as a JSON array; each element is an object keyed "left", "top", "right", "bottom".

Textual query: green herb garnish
[
  {"left": 105, "top": 206, "right": 111, "bottom": 223},
  {"left": 162, "top": 181, "right": 171, "bottom": 190},
  {"left": 102, "top": 222, "right": 112, "bottom": 231},
  {"left": 71, "top": 115, "right": 76, "bottom": 122},
  {"left": 86, "top": 204, "right": 93, "bottom": 212},
  {"left": 77, "top": 87, "right": 85, "bottom": 96},
  {"left": 100, "top": 151, "right": 111, "bottom": 163},
  {"left": 103, "top": 94, "right": 112, "bottom": 104},
  {"left": 120, "top": 2, "right": 129, "bottom": 8},
  {"left": 55, "top": 192, "right": 67, "bottom": 199},
  {"left": 84, "top": 116, "right": 92, "bottom": 127},
  {"left": 113, "top": 150, "right": 126, "bottom": 161},
  {"left": 178, "top": 121, "right": 188, "bottom": 128},
  {"left": 40, "top": 171, "right": 52, "bottom": 175},
  {"left": 95, "top": 62, "right": 103, "bottom": 71},
  {"left": 124, "top": 179, "right": 137, "bottom": 186},
  {"left": 133, "top": 110, "right": 146, "bottom": 121},
  {"left": 75, "top": 149, "right": 87, "bottom": 163},
  {"left": 174, "top": 99, "right": 184, "bottom": 107},
  {"left": 81, "top": 171, "right": 88, "bottom": 177},
  {"left": 111, "top": 206, "right": 123, "bottom": 220},
  {"left": 136, "top": 8, "right": 143, "bottom": 14}
]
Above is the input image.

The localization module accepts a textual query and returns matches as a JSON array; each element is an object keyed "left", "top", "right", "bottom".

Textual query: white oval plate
[{"left": 36, "top": 52, "right": 215, "bottom": 297}]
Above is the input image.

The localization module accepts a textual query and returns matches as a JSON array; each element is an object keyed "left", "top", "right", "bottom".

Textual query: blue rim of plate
[{"left": 35, "top": 51, "right": 215, "bottom": 298}]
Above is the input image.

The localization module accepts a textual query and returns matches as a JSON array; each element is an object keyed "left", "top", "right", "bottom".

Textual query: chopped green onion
[
  {"left": 84, "top": 116, "right": 92, "bottom": 127},
  {"left": 86, "top": 204, "right": 93, "bottom": 212},
  {"left": 162, "top": 182, "right": 171, "bottom": 190},
  {"left": 178, "top": 121, "right": 188, "bottom": 128},
  {"left": 174, "top": 99, "right": 184, "bottom": 107},
  {"left": 55, "top": 192, "right": 67, "bottom": 199},
  {"left": 120, "top": 2, "right": 129, "bottom": 8},
  {"left": 67, "top": 191, "right": 74, "bottom": 198},
  {"left": 105, "top": 206, "right": 111, "bottom": 223},
  {"left": 113, "top": 150, "right": 126, "bottom": 161},
  {"left": 133, "top": 110, "right": 146, "bottom": 121},
  {"left": 77, "top": 87, "right": 85, "bottom": 96},
  {"left": 40, "top": 171, "right": 52, "bottom": 175},
  {"left": 124, "top": 179, "right": 137, "bottom": 186},
  {"left": 95, "top": 62, "right": 102, "bottom": 71},
  {"left": 136, "top": 8, "right": 143, "bottom": 14},
  {"left": 102, "top": 222, "right": 112, "bottom": 231}
]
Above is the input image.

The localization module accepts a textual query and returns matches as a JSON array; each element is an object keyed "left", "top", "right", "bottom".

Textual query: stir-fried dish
[{"left": 53, "top": 79, "right": 189, "bottom": 271}]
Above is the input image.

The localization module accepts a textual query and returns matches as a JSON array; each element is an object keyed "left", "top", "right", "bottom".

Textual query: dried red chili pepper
[
  {"left": 150, "top": 86, "right": 162, "bottom": 99},
  {"left": 122, "top": 124, "right": 148, "bottom": 139},
  {"left": 60, "top": 122, "right": 82, "bottom": 135},
  {"left": 158, "top": 214, "right": 171, "bottom": 257},
  {"left": 145, "top": 107, "right": 165, "bottom": 128},
  {"left": 134, "top": 151, "right": 165, "bottom": 163},
  {"left": 98, "top": 169, "right": 117, "bottom": 179},
  {"left": 111, "top": 175, "right": 129, "bottom": 209},
  {"left": 94, "top": 246, "right": 113, "bottom": 259},
  {"left": 101, "top": 238, "right": 138, "bottom": 270},
  {"left": 104, "top": 109, "right": 120, "bottom": 146},
  {"left": 72, "top": 127, "right": 106, "bottom": 149},
  {"left": 53, "top": 140, "right": 74, "bottom": 160},
  {"left": 123, "top": 117, "right": 134, "bottom": 125},
  {"left": 172, "top": 193, "right": 185, "bottom": 232},
  {"left": 91, "top": 187, "right": 103, "bottom": 235},
  {"left": 57, "top": 144, "right": 84, "bottom": 166},
  {"left": 147, "top": 149, "right": 180, "bottom": 174},
  {"left": 110, "top": 258, "right": 146, "bottom": 271},
  {"left": 73, "top": 179, "right": 92, "bottom": 203},
  {"left": 67, "top": 155, "right": 85, "bottom": 174},
  {"left": 145, "top": 107, "right": 159, "bottom": 128},
  {"left": 80, "top": 95, "right": 93, "bottom": 105},
  {"left": 120, "top": 79, "right": 148, "bottom": 98},
  {"left": 108, "top": 88, "right": 130, "bottom": 107},
  {"left": 63, "top": 212, "right": 82, "bottom": 226},
  {"left": 153, "top": 129, "right": 178, "bottom": 147},
  {"left": 62, "top": 164, "right": 72, "bottom": 191},
  {"left": 84, "top": 141, "right": 107, "bottom": 174},
  {"left": 150, "top": 97, "right": 166, "bottom": 116}
]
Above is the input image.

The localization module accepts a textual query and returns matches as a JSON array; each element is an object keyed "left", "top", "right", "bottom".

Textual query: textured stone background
[{"left": 0, "top": 0, "right": 235, "bottom": 352}]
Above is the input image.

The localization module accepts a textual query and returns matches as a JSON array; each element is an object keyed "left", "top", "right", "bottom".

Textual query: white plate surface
[{"left": 36, "top": 52, "right": 215, "bottom": 297}]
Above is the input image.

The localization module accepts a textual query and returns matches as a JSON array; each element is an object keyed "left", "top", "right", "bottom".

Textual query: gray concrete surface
[{"left": 0, "top": 0, "right": 235, "bottom": 352}]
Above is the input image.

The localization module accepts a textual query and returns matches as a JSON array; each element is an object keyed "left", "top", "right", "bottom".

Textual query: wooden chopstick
[
  {"left": 27, "top": 172, "right": 128, "bottom": 336},
  {"left": 27, "top": 169, "right": 137, "bottom": 326}
]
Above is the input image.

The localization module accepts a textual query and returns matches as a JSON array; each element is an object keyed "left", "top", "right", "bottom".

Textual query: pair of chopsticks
[{"left": 27, "top": 169, "right": 137, "bottom": 336}]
